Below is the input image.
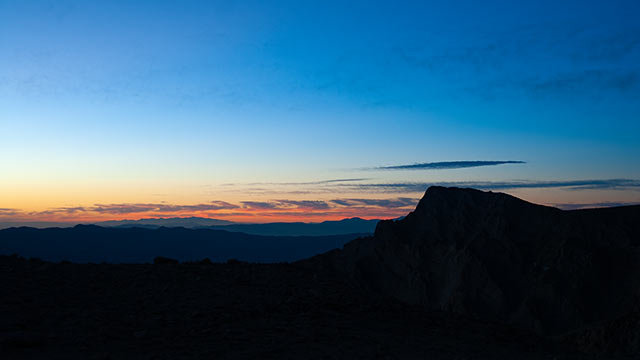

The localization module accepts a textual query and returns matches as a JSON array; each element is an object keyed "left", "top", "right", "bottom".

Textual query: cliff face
[{"left": 312, "top": 187, "right": 640, "bottom": 338}]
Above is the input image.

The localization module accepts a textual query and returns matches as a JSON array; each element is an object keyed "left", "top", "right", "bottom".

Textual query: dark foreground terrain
[
  {"left": 2, "top": 187, "right": 640, "bottom": 359},
  {"left": 1, "top": 255, "right": 592, "bottom": 359}
]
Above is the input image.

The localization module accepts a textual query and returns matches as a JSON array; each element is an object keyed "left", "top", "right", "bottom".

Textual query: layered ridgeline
[
  {"left": 95, "top": 217, "right": 380, "bottom": 236},
  {"left": 0, "top": 217, "right": 380, "bottom": 263},
  {"left": 206, "top": 218, "right": 380, "bottom": 237},
  {"left": 0, "top": 226, "right": 368, "bottom": 263},
  {"left": 306, "top": 187, "right": 640, "bottom": 351}
]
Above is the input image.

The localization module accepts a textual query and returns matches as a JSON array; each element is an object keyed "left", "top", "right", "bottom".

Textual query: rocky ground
[{"left": 0, "top": 255, "right": 598, "bottom": 360}]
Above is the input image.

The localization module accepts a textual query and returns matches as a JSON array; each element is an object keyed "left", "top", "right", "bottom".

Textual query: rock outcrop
[{"left": 309, "top": 186, "right": 640, "bottom": 340}]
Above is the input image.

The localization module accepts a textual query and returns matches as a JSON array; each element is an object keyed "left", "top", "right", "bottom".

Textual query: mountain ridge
[
  {"left": 0, "top": 226, "right": 368, "bottom": 263},
  {"left": 93, "top": 216, "right": 381, "bottom": 236},
  {"left": 205, "top": 217, "right": 380, "bottom": 236},
  {"left": 95, "top": 216, "right": 234, "bottom": 228},
  {"left": 305, "top": 186, "right": 640, "bottom": 349}
]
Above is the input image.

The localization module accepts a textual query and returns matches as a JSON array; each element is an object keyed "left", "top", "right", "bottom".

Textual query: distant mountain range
[
  {"left": 0, "top": 225, "right": 368, "bottom": 263},
  {"left": 1, "top": 217, "right": 383, "bottom": 237},
  {"left": 0, "top": 218, "right": 235, "bottom": 230},
  {"left": 206, "top": 217, "right": 380, "bottom": 236},
  {"left": 95, "top": 216, "right": 234, "bottom": 228},
  {"left": 94, "top": 216, "right": 381, "bottom": 237},
  {"left": 0, "top": 221, "right": 77, "bottom": 229}
]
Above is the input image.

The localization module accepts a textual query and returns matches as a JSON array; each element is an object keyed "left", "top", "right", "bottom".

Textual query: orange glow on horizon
[
  {"left": 0, "top": 205, "right": 413, "bottom": 224},
  {"left": 2, "top": 185, "right": 639, "bottom": 225}
]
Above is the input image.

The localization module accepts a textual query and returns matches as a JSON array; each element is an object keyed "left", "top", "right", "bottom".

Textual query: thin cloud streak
[
  {"left": 32, "top": 201, "right": 240, "bottom": 216},
  {"left": 241, "top": 201, "right": 280, "bottom": 210},
  {"left": 397, "top": 23, "right": 640, "bottom": 99},
  {"left": 0, "top": 208, "right": 19, "bottom": 216},
  {"left": 223, "top": 178, "right": 370, "bottom": 186},
  {"left": 5, "top": 179, "right": 639, "bottom": 222},
  {"left": 339, "top": 179, "right": 640, "bottom": 193},
  {"left": 551, "top": 201, "right": 640, "bottom": 210},
  {"left": 521, "top": 69, "right": 639, "bottom": 96},
  {"left": 330, "top": 198, "right": 418, "bottom": 208},
  {"left": 276, "top": 200, "right": 331, "bottom": 210},
  {"left": 371, "top": 161, "right": 525, "bottom": 171},
  {"left": 91, "top": 202, "right": 239, "bottom": 214},
  {"left": 7, "top": 196, "right": 419, "bottom": 222},
  {"left": 212, "top": 178, "right": 640, "bottom": 196}
]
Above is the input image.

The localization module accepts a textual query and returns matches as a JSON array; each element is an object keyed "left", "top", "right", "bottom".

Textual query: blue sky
[{"left": 1, "top": 0, "right": 639, "bottom": 222}]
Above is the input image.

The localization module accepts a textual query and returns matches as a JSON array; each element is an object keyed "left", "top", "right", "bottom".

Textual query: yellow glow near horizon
[{"left": 3, "top": 178, "right": 640, "bottom": 224}]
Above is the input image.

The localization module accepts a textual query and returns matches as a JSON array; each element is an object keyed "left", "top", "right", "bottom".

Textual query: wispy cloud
[
  {"left": 398, "top": 22, "right": 640, "bottom": 99},
  {"left": 241, "top": 198, "right": 416, "bottom": 212},
  {"left": 215, "top": 177, "right": 640, "bottom": 196},
  {"left": 0, "top": 208, "right": 19, "bottom": 216},
  {"left": 240, "top": 201, "right": 280, "bottom": 210},
  {"left": 552, "top": 201, "right": 640, "bottom": 210},
  {"left": 5, "top": 179, "right": 640, "bottom": 222},
  {"left": 232, "top": 178, "right": 370, "bottom": 186},
  {"left": 520, "top": 69, "right": 639, "bottom": 96},
  {"left": 242, "top": 200, "right": 331, "bottom": 211},
  {"left": 339, "top": 179, "right": 640, "bottom": 193},
  {"left": 91, "top": 202, "right": 239, "bottom": 214},
  {"left": 277, "top": 200, "right": 331, "bottom": 210},
  {"left": 372, "top": 160, "right": 525, "bottom": 171},
  {"left": 5, "top": 196, "right": 420, "bottom": 222},
  {"left": 34, "top": 201, "right": 239, "bottom": 216},
  {"left": 330, "top": 198, "right": 418, "bottom": 208}
]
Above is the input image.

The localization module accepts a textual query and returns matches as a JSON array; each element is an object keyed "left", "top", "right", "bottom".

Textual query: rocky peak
[{"left": 314, "top": 187, "right": 640, "bottom": 339}]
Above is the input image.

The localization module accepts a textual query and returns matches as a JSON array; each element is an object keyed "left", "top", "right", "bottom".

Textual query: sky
[{"left": 1, "top": 0, "right": 639, "bottom": 224}]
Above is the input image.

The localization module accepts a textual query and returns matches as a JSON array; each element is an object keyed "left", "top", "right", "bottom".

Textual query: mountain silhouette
[
  {"left": 306, "top": 186, "right": 640, "bottom": 347},
  {"left": 0, "top": 226, "right": 367, "bottom": 263},
  {"left": 206, "top": 217, "right": 380, "bottom": 236},
  {"left": 93, "top": 217, "right": 380, "bottom": 236},
  {"left": 95, "top": 216, "right": 234, "bottom": 228}
]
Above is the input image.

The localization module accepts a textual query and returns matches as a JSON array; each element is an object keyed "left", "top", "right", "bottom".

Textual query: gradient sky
[{"left": 1, "top": 0, "right": 639, "bottom": 224}]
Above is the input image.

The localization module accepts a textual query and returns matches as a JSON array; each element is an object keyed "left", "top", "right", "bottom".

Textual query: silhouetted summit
[{"left": 308, "top": 186, "right": 640, "bottom": 350}]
